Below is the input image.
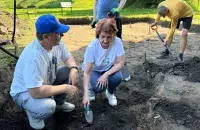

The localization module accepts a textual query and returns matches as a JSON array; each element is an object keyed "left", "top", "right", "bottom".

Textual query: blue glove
[{"left": 110, "top": 8, "right": 120, "bottom": 14}]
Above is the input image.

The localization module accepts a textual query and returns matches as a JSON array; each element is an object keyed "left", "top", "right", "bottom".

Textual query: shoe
[
  {"left": 25, "top": 110, "right": 45, "bottom": 129},
  {"left": 88, "top": 89, "right": 95, "bottom": 101},
  {"left": 56, "top": 102, "right": 75, "bottom": 112},
  {"left": 105, "top": 89, "right": 117, "bottom": 106},
  {"left": 156, "top": 51, "right": 169, "bottom": 59},
  {"left": 174, "top": 56, "right": 185, "bottom": 66}
]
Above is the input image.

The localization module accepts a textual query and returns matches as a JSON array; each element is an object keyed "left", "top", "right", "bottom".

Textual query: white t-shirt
[
  {"left": 82, "top": 37, "right": 125, "bottom": 72},
  {"left": 10, "top": 39, "right": 71, "bottom": 97}
]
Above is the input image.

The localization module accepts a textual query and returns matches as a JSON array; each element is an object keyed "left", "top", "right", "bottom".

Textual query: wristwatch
[{"left": 70, "top": 66, "right": 79, "bottom": 71}]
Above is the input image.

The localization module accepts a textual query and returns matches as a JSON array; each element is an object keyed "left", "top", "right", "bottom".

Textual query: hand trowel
[{"left": 84, "top": 104, "right": 93, "bottom": 124}]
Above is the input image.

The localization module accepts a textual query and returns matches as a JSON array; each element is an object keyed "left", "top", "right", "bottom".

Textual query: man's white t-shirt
[
  {"left": 10, "top": 39, "right": 71, "bottom": 97},
  {"left": 82, "top": 37, "right": 125, "bottom": 72}
]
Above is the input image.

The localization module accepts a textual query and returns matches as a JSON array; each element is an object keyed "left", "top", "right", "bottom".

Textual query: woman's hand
[
  {"left": 83, "top": 93, "right": 90, "bottom": 106},
  {"left": 97, "top": 73, "right": 109, "bottom": 90}
]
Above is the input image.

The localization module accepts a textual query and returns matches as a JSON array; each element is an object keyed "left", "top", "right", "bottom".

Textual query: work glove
[
  {"left": 90, "top": 20, "right": 97, "bottom": 28},
  {"left": 110, "top": 8, "right": 120, "bottom": 14}
]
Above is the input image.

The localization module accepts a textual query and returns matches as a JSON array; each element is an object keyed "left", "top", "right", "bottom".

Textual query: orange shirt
[{"left": 155, "top": 0, "right": 193, "bottom": 41}]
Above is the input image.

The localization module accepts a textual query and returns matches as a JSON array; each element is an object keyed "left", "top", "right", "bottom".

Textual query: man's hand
[
  {"left": 111, "top": 8, "right": 120, "bottom": 14},
  {"left": 150, "top": 22, "right": 157, "bottom": 27},
  {"left": 96, "top": 73, "right": 109, "bottom": 90},
  {"left": 90, "top": 20, "right": 97, "bottom": 28},
  {"left": 164, "top": 39, "right": 168, "bottom": 47},
  {"left": 65, "top": 84, "right": 78, "bottom": 97},
  {"left": 69, "top": 68, "right": 79, "bottom": 86}
]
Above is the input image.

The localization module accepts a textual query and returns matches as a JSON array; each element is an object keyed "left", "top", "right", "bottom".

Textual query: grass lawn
[
  {"left": 4, "top": 7, "right": 199, "bottom": 25},
  {"left": 2, "top": 0, "right": 200, "bottom": 23}
]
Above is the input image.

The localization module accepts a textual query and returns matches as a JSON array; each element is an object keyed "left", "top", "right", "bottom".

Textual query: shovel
[
  {"left": 151, "top": 26, "right": 174, "bottom": 60},
  {"left": 84, "top": 104, "right": 93, "bottom": 124}
]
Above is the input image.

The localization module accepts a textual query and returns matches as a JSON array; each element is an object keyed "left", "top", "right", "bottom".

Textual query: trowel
[{"left": 84, "top": 104, "right": 93, "bottom": 124}]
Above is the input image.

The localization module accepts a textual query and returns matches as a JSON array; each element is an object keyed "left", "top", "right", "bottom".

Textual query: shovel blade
[{"left": 85, "top": 110, "right": 93, "bottom": 124}]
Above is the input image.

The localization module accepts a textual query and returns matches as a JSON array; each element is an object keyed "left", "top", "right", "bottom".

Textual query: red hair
[{"left": 95, "top": 18, "right": 118, "bottom": 38}]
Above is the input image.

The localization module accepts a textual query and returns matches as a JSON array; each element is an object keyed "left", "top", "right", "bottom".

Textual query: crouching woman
[{"left": 82, "top": 18, "right": 125, "bottom": 106}]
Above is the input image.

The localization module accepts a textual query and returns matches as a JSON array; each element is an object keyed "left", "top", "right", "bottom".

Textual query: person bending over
[{"left": 151, "top": 0, "right": 193, "bottom": 62}]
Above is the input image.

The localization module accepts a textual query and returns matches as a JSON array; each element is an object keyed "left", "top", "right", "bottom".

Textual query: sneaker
[
  {"left": 156, "top": 51, "right": 169, "bottom": 59},
  {"left": 105, "top": 89, "right": 117, "bottom": 106},
  {"left": 25, "top": 110, "right": 45, "bottom": 129},
  {"left": 88, "top": 89, "right": 95, "bottom": 101},
  {"left": 174, "top": 56, "right": 185, "bottom": 66},
  {"left": 56, "top": 102, "right": 75, "bottom": 112}
]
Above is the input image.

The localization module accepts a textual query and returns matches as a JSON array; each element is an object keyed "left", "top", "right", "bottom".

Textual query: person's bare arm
[
  {"left": 28, "top": 84, "right": 77, "bottom": 99},
  {"left": 64, "top": 56, "right": 77, "bottom": 68},
  {"left": 83, "top": 63, "right": 93, "bottom": 96},
  {"left": 83, "top": 63, "right": 93, "bottom": 105},
  {"left": 64, "top": 56, "right": 79, "bottom": 86},
  {"left": 104, "top": 55, "right": 125, "bottom": 76}
]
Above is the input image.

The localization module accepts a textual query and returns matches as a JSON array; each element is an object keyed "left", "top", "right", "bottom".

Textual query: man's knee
[
  {"left": 182, "top": 29, "right": 188, "bottom": 37},
  {"left": 38, "top": 99, "right": 56, "bottom": 119}
]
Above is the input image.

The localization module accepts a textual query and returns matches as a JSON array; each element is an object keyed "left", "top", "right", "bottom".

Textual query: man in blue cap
[{"left": 10, "top": 14, "right": 79, "bottom": 129}]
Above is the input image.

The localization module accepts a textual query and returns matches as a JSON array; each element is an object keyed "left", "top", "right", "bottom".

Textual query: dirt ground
[{"left": 1, "top": 23, "right": 200, "bottom": 130}]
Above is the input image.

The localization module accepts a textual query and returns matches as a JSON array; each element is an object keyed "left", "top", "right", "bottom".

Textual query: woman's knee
[
  {"left": 110, "top": 71, "right": 123, "bottom": 83},
  {"left": 92, "top": 86, "right": 105, "bottom": 94}
]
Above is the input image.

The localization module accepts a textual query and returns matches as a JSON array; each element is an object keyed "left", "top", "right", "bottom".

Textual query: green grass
[
  {"left": 2, "top": 0, "right": 200, "bottom": 21},
  {"left": 7, "top": 7, "right": 199, "bottom": 24},
  {"left": 9, "top": 8, "right": 157, "bottom": 18},
  {"left": 1, "top": 0, "right": 94, "bottom": 9},
  {"left": 2, "top": 0, "right": 200, "bottom": 11}
]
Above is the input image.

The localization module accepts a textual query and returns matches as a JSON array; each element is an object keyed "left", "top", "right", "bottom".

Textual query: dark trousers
[
  {"left": 115, "top": 18, "right": 122, "bottom": 39},
  {"left": 52, "top": 66, "right": 70, "bottom": 105}
]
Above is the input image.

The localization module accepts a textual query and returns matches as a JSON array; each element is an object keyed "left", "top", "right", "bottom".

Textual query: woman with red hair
[{"left": 82, "top": 18, "right": 125, "bottom": 106}]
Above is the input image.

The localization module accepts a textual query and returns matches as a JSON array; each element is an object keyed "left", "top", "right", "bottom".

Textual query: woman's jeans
[
  {"left": 12, "top": 66, "right": 70, "bottom": 120},
  {"left": 89, "top": 70, "right": 122, "bottom": 94}
]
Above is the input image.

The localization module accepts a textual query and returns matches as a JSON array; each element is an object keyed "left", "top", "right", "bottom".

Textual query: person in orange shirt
[{"left": 151, "top": 0, "right": 193, "bottom": 62}]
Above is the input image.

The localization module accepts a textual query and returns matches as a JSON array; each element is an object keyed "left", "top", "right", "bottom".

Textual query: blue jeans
[
  {"left": 12, "top": 66, "right": 70, "bottom": 120},
  {"left": 89, "top": 70, "right": 122, "bottom": 94}
]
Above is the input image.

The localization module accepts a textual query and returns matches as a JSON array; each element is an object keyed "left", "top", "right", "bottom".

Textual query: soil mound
[{"left": 169, "top": 56, "right": 200, "bottom": 82}]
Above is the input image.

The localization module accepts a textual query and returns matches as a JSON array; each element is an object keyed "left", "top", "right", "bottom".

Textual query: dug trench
[{"left": 1, "top": 56, "right": 200, "bottom": 130}]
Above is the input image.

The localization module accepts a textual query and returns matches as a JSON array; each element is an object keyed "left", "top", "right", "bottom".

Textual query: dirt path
[{"left": 1, "top": 23, "right": 200, "bottom": 130}]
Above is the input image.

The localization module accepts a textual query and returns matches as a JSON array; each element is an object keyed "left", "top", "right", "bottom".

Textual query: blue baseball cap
[{"left": 35, "top": 14, "right": 70, "bottom": 34}]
